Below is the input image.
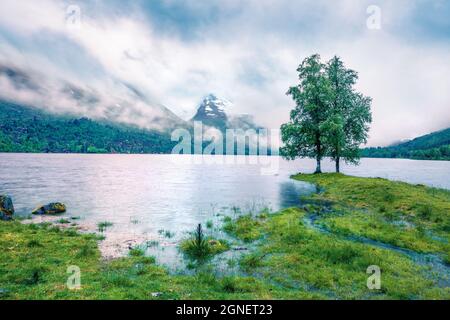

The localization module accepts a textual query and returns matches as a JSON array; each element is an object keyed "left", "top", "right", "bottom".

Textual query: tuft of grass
[
  {"left": 158, "top": 229, "right": 175, "bottom": 239},
  {"left": 26, "top": 239, "right": 43, "bottom": 248},
  {"left": 223, "top": 215, "right": 262, "bottom": 242},
  {"left": 145, "top": 240, "right": 160, "bottom": 248},
  {"left": 97, "top": 221, "right": 113, "bottom": 232},
  {"left": 180, "top": 224, "right": 229, "bottom": 260},
  {"left": 418, "top": 204, "right": 433, "bottom": 220},
  {"left": 206, "top": 220, "right": 213, "bottom": 229},
  {"left": 129, "top": 247, "right": 145, "bottom": 257},
  {"left": 76, "top": 243, "right": 97, "bottom": 258}
]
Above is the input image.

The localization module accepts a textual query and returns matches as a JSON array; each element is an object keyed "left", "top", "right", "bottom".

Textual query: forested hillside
[
  {"left": 0, "top": 101, "right": 176, "bottom": 154},
  {"left": 362, "top": 128, "right": 450, "bottom": 161}
]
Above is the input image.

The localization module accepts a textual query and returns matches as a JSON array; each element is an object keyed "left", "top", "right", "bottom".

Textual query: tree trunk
[
  {"left": 314, "top": 157, "right": 322, "bottom": 174},
  {"left": 336, "top": 157, "right": 340, "bottom": 173}
]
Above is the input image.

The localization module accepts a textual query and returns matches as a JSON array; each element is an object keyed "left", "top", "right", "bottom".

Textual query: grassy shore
[{"left": 1, "top": 174, "right": 449, "bottom": 300}]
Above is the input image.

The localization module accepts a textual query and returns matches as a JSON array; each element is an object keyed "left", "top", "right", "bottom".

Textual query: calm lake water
[{"left": 1, "top": 154, "right": 449, "bottom": 264}]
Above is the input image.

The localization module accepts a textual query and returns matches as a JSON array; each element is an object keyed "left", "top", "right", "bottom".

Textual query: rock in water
[
  {"left": 0, "top": 195, "right": 15, "bottom": 220},
  {"left": 32, "top": 203, "right": 66, "bottom": 215}
]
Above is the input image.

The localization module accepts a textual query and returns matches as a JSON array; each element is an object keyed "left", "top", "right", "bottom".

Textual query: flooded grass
[
  {"left": 97, "top": 221, "right": 113, "bottom": 233},
  {"left": 1, "top": 174, "right": 449, "bottom": 299}
]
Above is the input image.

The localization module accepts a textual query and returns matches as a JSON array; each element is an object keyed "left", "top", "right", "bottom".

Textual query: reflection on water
[
  {"left": 0, "top": 154, "right": 315, "bottom": 257},
  {"left": 279, "top": 181, "right": 309, "bottom": 208},
  {"left": 1, "top": 154, "right": 449, "bottom": 262}
]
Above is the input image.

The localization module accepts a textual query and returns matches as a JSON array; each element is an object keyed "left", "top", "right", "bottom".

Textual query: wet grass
[
  {"left": 97, "top": 221, "right": 113, "bottom": 232},
  {"left": 223, "top": 214, "right": 264, "bottom": 243},
  {"left": 0, "top": 220, "right": 315, "bottom": 299},
  {"left": 1, "top": 173, "right": 449, "bottom": 299},
  {"left": 226, "top": 207, "right": 449, "bottom": 299},
  {"left": 180, "top": 224, "right": 230, "bottom": 261},
  {"left": 293, "top": 173, "right": 450, "bottom": 263}
]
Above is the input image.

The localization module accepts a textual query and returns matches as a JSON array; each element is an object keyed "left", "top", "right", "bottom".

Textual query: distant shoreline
[{"left": 0, "top": 152, "right": 449, "bottom": 162}]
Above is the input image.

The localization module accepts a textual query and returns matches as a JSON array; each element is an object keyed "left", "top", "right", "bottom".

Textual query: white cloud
[{"left": 0, "top": 0, "right": 448, "bottom": 145}]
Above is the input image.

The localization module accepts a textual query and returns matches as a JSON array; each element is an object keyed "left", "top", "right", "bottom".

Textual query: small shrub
[{"left": 206, "top": 220, "right": 213, "bottom": 229}]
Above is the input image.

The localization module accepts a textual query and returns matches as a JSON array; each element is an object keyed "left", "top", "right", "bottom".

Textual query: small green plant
[
  {"left": 180, "top": 224, "right": 229, "bottom": 260},
  {"left": 240, "top": 253, "right": 266, "bottom": 271},
  {"left": 418, "top": 204, "right": 433, "bottom": 220},
  {"left": 76, "top": 243, "right": 96, "bottom": 258},
  {"left": 27, "top": 239, "right": 43, "bottom": 248},
  {"left": 129, "top": 247, "right": 145, "bottom": 257},
  {"left": 145, "top": 240, "right": 160, "bottom": 248},
  {"left": 97, "top": 221, "right": 113, "bottom": 232},
  {"left": 23, "top": 268, "right": 45, "bottom": 285},
  {"left": 206, "top": 220, "right": 213, "bottom": 229},
  {"left": 158, "top": 229, "right": 175, "bottom": 238},
  {"left": 383, "top": 193, "right": 395, "bottom": 203},
  {"left": 57, "top": 219, "right": 70, "bottom": 224},
  {"left": 220, "top": 276, "right": 239, "bottom": 293}
]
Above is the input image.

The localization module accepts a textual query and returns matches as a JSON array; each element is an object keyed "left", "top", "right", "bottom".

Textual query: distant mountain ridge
[
  {"left": 362, "top": 128, "right": 450, "bottom": 161},
  {"left": 0, "top": 97, "right": 268, "bottom": 155}
]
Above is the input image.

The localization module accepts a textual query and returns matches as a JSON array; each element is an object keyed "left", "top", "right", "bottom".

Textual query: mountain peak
[{"left": 191, "top": 94, "right": 232, "bottom": 129}]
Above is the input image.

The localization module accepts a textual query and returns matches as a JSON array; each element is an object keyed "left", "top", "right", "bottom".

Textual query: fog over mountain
[{"left": 0, "top": 64, "right": 185, "bottom": 131}]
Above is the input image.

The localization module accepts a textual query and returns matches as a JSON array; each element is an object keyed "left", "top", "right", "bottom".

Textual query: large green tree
[
  {"left": 281, "top": 55, "right": 372, "bottom": 173},
  {"left": 281, "top": 54, "right": 332, "bottom": 173},
  {"left": 324, "top": 56, "right": 372, "bottom": 172}
]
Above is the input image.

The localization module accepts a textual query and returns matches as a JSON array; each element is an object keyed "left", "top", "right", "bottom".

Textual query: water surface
[{"left": 1, "top": 154, "right": 449, "bottom": 264}]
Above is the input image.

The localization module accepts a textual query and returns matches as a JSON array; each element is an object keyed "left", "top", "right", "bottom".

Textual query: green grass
[
  {"left": 223, "top": 214, "right": 264, "bottom": 242},
  {"left": 292, "top": 173, "right": 450, "bottom": 261},
  {"left": 180, "top": 224, "right": 230, "bottom": 260},
  {"left": 0, "top": 221, "right": 316, "bottom": 300},
  {"left": 230, "top": 207, "right": 449, "bottom": 299}
]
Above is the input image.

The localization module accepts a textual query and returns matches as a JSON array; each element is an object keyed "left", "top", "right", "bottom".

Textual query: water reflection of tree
[{"left": 278, "top": 181, "right": 317, "bottom": 209}]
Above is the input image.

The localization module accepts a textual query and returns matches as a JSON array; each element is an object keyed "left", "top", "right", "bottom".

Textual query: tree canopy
[{"left": 281, "top": 54, "right": 372, "bottom": 173}]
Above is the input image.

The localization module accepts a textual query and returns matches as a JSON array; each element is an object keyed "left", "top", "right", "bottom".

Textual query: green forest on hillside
[
  {"left": 0, "top": 101, "right": 176, "bottom": 154},
  {"left": 362, "top": 128, "right": 450, "bottom": 161}
]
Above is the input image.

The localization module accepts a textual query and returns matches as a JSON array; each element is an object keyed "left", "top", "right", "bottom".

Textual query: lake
[{"left": 1, "top": 154, "right": 449, "bottom": 263}]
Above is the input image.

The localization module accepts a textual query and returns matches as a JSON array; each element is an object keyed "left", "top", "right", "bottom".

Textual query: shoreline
[{"left": 1, "top": 173, "right": 449, "bottom": 300}]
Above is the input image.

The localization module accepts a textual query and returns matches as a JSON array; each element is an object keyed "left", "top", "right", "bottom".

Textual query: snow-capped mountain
[
  {"left": 191, "top": 94, "right": 260, "bottom": 131},
  {"left": 191, "top": 94, "right": 231, "bottom": 130}
]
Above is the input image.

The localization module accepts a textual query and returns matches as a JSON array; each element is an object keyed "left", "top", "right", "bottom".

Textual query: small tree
[
  {"left": 324, "top": 56, "right": 372, "bottom": 172},
  {"left": 281, "top": 54, "right": 331, "bottom": 174}
]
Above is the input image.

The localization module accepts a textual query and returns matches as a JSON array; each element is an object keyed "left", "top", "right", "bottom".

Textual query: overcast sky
[{"left": 0, "top": 0, "right": 449, "bottom": 146}]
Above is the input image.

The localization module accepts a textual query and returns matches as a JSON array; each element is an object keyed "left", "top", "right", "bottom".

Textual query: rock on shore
[
  {"left": 0, "top": 195, "right": 14, "bottom": 220},
  {"left": 32, "top": 203, "right": 67, "bottom": 215}
]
